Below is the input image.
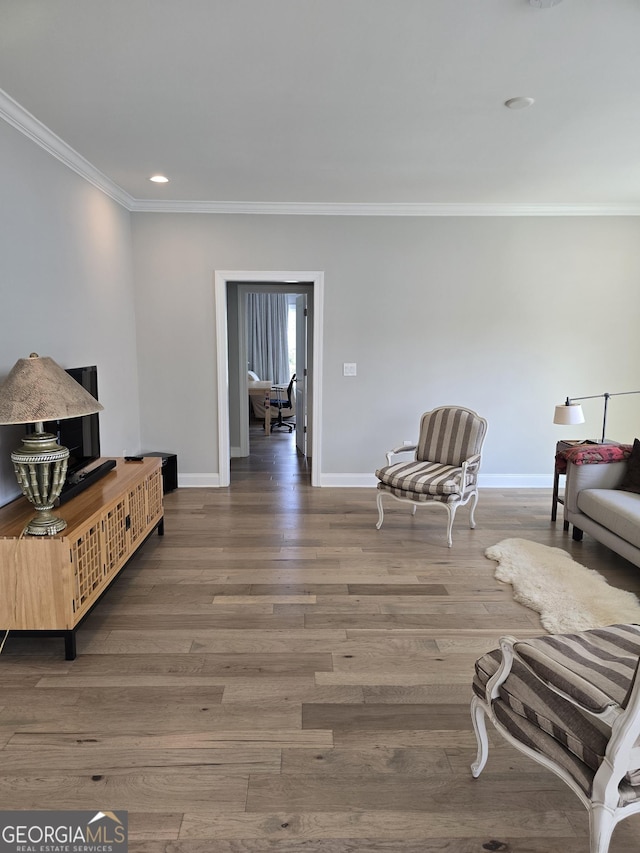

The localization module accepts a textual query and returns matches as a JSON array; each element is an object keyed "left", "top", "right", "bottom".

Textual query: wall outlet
[
  {"left": 343, "top": 362, "right": 357, "bottom": 376},
  {"left": 403, "top": 440, "right": 414, "bottom": 446}
]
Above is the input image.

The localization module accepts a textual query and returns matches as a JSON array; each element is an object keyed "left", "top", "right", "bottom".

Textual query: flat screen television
[{"left": 43, "top": 365, "right": 101, "bottom": 478}]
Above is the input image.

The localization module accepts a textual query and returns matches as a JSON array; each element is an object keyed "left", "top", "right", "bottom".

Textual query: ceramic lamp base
[{"left": 11, "top": 430, "right": 69, "bottom": 536}]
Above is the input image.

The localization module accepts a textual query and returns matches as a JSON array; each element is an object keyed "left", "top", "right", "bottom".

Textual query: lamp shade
[
  {"left": 553, "top": 403, "right": 585, "bottom": 426},
  {"left": 0, "top": 353, "right": 103, "bottom": 425}
]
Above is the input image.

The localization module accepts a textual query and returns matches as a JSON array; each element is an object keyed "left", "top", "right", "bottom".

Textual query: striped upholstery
[
  {"left": 376, "top": 482, "right": 457, "bottom": 504},
  {"left": 416, "top": 406, "right": 486, "bottom": 466},
  {"left": 375, "top": 406, "right": 487, "bottom": 546},
  {"left": 375, "top": 461, "right": 466, "bottom": 498},
  {"left": 375, "top": 406, "right": 486, "bottom": 500},
  {"left": 474, "top": 624, "right": 640, "bottom": 798},
  {"left": 514, "top": 625, "right": 640, "bottom": 712}
]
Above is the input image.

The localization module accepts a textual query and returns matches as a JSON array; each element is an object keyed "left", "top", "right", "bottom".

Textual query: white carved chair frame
[
  {"left": 375, "top": 450, "right": 482, "bottom": 547},
  {"left": 471, "top": 635, "right": 640, "bottom": 853},
  {"left": 375, "top": 405, "right": 487, "bottom": 548}
]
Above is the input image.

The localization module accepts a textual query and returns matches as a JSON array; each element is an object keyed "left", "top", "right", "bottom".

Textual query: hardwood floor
[{"left": 2, "top": 427, "right": 640, "bottom": 851}]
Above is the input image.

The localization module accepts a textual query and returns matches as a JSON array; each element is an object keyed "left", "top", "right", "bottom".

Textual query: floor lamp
[{"left": 554, "top": 391, "right": 640, "bottom": 444}]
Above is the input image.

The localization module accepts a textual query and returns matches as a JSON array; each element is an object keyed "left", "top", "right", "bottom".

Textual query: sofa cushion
[
  {"left": 577, "top": 488, "right": 640, "bottom": 550},
  {"left": 619, "top": 438, "right": 640, "bottom": 494}
]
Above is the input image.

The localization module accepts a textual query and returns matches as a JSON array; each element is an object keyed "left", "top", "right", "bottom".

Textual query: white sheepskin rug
[{"left": 485, "top": 537, "right": 640, "bottom": 634}]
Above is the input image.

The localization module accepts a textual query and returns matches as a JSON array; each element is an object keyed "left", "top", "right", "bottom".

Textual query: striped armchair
[
  {"left": 471, "top": 625, "right": 640, "bottom": 853},
  {"left": 375, "top": 405, "right": 487, "bottom": 547}
]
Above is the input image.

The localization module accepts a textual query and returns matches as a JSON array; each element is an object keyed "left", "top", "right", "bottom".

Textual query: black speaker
[{"left": 143, "top": 452, "right": 178, "bottom": 493}]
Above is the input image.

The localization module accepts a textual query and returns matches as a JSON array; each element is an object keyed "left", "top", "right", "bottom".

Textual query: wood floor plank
[
  {"left": 85, "top": 612, "right": 304, "bottom": 630},
  {"left": 280, "top": 746, "right": 453, "bottom": 776},
  {"left": 0, "top": 703, "right": 301, "bottom": 732},
  {"left": 7, "top": 730, "right": 333, "bottom": 750},
  {"left": 245, "top": 773, "right": 578, "bottom": 812},
  {"left": 126, "top": 811, "right": 182, "bottom": 841},
  {"left": 221, "top": 677, "right": 364, "bottom": 705},
  {"left": 346, "top": 584, "right": 448, "bottom": 595},
  {"left": 316, "top": 671, "right": 475, "bottom": 686},
  {"left": 301, "top": 703, "right": 472, "bottom": 731},
  {"left": 0, "top": 746, "right": 281, "bottom": 774},
  {"left": 0, "top": 772, "right": 249, "bottom": 811},
  {"left": 178, "top": 808, "right": 577, "bottom": 841},
  {"left": 123, "top": 839, "right": 600, "bottom": 853}
]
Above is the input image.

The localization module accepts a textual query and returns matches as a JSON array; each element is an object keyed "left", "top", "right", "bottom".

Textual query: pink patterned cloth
[{"left": 555, "top": 444, "right": 632, "bottom": 474}]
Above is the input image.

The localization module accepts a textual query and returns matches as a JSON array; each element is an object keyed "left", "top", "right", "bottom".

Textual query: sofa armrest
[{"left": 564, "top": 459, "right": 628, "bottom": 514}]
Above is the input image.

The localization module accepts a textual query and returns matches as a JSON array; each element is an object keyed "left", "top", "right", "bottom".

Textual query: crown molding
[
  {"left": 0, "top": 88, "right": 134, "bottom": 210},
  {"left": 4, "top": 87, "right": 640, "bottom": 217},
  {"left": 129, "top": 199, "right": 640, "bottom": 216}
]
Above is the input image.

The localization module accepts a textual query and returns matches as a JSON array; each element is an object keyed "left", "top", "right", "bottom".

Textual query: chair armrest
[
  {"left": 463, "top": 453, "right": 481, "bottom": 472},
  {"left": 462, "top": 453, "right": 482, "bottom": 474},
  {"left": 385, "top": 445, "right": 417, "bottom": 465},
  {"left": 458, "top": 453, "right": 482, "bottom": 487},
  {"left": 484, "top": 636, "right": 518, "bottom": 702}
]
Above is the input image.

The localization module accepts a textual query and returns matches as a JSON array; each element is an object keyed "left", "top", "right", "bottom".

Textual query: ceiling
[{"left": 1, "top": 0, "right": 640, "bottom": 210}]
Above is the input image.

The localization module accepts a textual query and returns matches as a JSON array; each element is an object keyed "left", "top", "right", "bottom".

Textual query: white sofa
[{"left": 564, "top": 448, "right": 640, "bottom": 568}]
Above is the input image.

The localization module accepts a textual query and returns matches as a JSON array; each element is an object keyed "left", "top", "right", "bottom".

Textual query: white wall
[
  {"left": 2, "top": 114, "right": 638, "bottom": 495},
  {"left": 0, "top": 120, "right": 141, "bottom": 505},
  {"left": 131, "top": 212, "right": 640, "bottom": 486}
]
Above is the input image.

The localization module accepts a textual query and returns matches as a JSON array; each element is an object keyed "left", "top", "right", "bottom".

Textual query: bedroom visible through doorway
[{"left": 214, "top": 270, "right": 324, "bottom": 488}]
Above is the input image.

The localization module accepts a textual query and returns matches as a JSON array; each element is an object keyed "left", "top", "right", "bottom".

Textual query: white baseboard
[
  {"left": 319, "top": 474, "right": 379, "bottom": 487},
  {"left": 177, "top": 473, "right": 222, "bottom": 488},
  {"left": 319, "top": 473, "right": 553, "bottom": 489},
  {"left": 177, "top": 472, "right": 554, "bottom": 489},
  {"left": 479, "top": 474, "right": 552, "bottom": 489}
]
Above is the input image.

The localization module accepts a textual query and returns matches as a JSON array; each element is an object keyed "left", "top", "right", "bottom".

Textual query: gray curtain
[{"left": 247, "top": 293, "right": 290, "bottom": 385}]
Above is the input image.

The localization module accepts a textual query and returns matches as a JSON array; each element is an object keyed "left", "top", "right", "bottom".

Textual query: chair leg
[
  {"left": 470, "top": 695, "right": 490, "bottom": 778},
  {"left": 445, "top": 503, "right": 457, "bottom": 548},
  {"left": 469, "top": 490, "right": 479, "bottom": 529},
  {"left": 375, "top": 491, "right": 385, "bottom": 530},
  {"left": 589, "top": 805, "right": 616, "bottom": 853}
]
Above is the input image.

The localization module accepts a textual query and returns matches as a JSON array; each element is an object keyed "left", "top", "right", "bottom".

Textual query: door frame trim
[{"left": 214, "top": 269, "right": 324, "bottom": 487}]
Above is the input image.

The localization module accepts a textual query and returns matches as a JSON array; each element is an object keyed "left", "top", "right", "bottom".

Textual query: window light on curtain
[{"left": 246, "top": 293, "right": 290, "bottom": 385}]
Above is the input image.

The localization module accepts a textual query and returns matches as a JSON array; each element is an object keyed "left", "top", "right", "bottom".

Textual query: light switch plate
[{"left": 343, "top": 362, "right": 357, "bottom": 376}]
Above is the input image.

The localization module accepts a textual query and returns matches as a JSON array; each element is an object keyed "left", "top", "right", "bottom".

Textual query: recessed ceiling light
[
  {"left": 149, "top": 175, "right": 169, "bottom": 183},
  {"left": 504, "top": 97, "right": 535, "bottom": 110}
]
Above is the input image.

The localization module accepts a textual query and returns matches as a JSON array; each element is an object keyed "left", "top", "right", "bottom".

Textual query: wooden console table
[{"left": 0, "top": 457, "right": 163, "bottom": 659}]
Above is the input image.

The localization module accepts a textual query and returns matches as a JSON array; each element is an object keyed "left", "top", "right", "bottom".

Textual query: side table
[{"left": 141, "top": 451, "right": 178, "bottom": 493}]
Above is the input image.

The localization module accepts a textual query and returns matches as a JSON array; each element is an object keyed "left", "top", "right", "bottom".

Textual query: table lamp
[
  {"left": 554, "top": 391, "right": 640, "bottom": 444},
  {"left": 0, "top": 353, "right": 103, "bottom": 535}
]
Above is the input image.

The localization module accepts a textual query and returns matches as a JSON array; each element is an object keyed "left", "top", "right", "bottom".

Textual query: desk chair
[{"left": 270, "top": 374, "right": 296, "bottom": 432}]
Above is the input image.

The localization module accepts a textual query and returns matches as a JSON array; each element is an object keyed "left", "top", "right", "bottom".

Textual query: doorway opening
[{"left": 214, "top": 270, "right": 324, "bottom": 487}]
